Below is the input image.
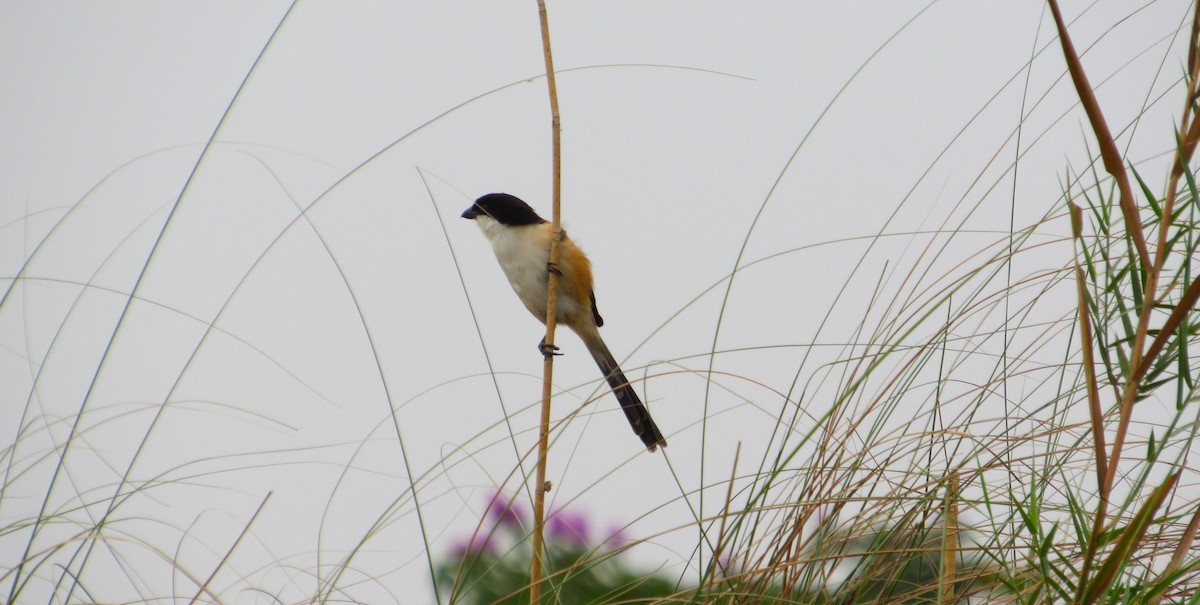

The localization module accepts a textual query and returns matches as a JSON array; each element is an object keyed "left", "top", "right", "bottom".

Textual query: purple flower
[
  {"left": 604, "top": 522, "right": 630, "bottom": 550},
  {"left": 485, "top": 490, "right": 527, "bottom": 528},
  {"left": 450, "top": 530, "right": 495, "bottom": 556},
  {"left": 547, "top": 508, "right": 590, "bottom": 546}
]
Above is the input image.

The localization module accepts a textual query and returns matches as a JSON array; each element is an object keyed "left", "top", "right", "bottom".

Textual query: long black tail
[{"left": 584, "top": 334, "right": 667, "bottom": 452}]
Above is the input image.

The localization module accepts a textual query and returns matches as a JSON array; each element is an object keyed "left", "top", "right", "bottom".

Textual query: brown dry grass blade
[
  {"left": 1047, "top": 0, "right": 1152, "bottom": 275},
  {"left": 1069, "top": 202, "right": 1109, "bottom": 489}
]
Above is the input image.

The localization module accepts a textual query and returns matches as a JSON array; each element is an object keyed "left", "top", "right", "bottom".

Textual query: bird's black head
[{"left": 461, "top": 193, "right": 546, "bottom": 226}]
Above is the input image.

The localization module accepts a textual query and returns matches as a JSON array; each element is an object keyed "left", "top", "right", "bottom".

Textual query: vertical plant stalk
[
  {"left": 1047, "top": 3, "right": 1168, "bottom": 599},
  {"left": 939, "top": 473, "right": 959, "bottom": 605},
  {"left": 1048, "top": 0, "right": 1166, "bottom": 517},
  {"left": 1052, "top": 6, "right": 1200, "bottom": 599},
  {"left": 530, "top": 0, "right": 562, "bottom": 602},
  {"left": 1069, "top": 202, "right": 1109, "bottom": 489},
  {"left": 1112, "top": 5, "right": 1200, "bottom": 506}
]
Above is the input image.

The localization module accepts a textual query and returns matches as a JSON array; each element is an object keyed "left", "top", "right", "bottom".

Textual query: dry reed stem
[
  {"left": 1046, "top": 0, "right": 1150, "bottom": 275},
  {"left": 1099, "top": 20, "right": 1200, "bottom": 534},
  {"left": 530, "top": 0, "right": 562, "bottom": 601},
  {"left": 1069, "top": 202, "right": 1109, "bottom": 490},
  {"left": 940, "top": 473, "right": 959, "bottom": 605},
  {"left": 1046, "top": 5, "right": 1189, "bottom": 601},
  {"left": 1041, "top": 0, "right": 1161, "bottom": 517},
  {"left": 1189, "top": 1, "right": 1200, "bottom": 86},
  {"left": 1044, "top": 0, "right": 1150, "bottom": 510}
]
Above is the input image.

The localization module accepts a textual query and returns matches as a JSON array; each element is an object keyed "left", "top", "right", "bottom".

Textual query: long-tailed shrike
[{"left": 462, "top": 193, "right": 667, "bottom": 452}]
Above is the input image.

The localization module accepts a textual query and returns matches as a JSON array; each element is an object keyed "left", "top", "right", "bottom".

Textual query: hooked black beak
[{"left": 461, "top": 205, "right": 480, "bottom": 219}]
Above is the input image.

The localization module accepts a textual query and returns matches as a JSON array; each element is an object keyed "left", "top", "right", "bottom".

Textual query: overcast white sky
[{"left": 1, "top": 2, "right": 1192, "bottom": 603}]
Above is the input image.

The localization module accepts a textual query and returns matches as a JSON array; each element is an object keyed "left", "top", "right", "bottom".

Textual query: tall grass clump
[{"left": 668, "top": 4, "right": 1200, "bottom": 604}]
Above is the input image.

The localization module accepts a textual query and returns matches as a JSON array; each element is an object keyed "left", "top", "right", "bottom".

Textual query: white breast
[
  {"left": 477, "top": 214, "right": 585, "bottom": 324},
  {"left": 477, "top": 216, "right": 552, "bottom": 321}
]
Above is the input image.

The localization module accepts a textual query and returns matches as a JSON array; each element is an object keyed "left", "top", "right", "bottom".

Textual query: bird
[{"left": 462, "top": 192, "right": 667, "bottom": 452}]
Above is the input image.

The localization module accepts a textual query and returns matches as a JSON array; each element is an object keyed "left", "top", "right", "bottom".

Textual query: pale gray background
[{"left": 1, "top": 2, "right": 1188, "bottom": 602}]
